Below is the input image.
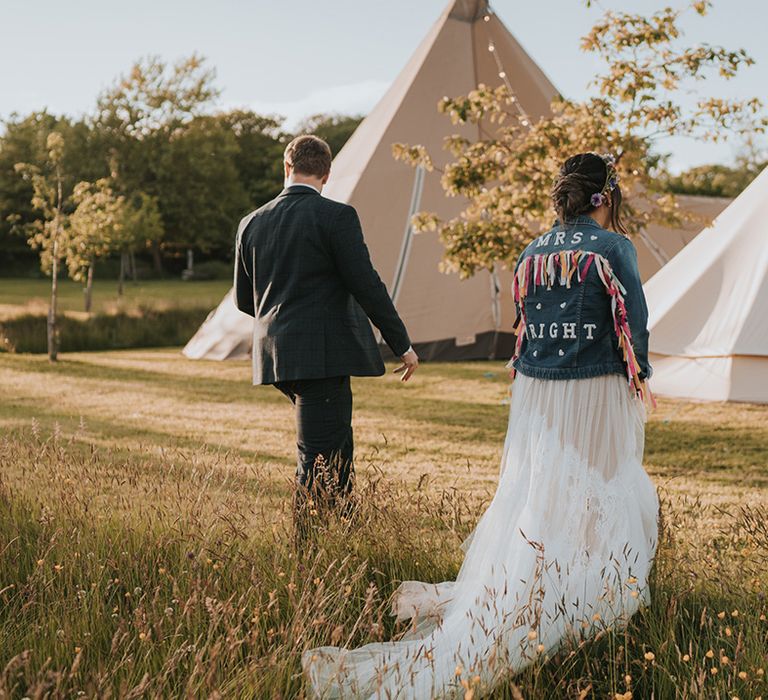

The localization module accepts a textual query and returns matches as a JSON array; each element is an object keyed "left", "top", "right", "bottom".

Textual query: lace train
[{"left": 303, "top": 374, "right": 659, "bottom": 698}]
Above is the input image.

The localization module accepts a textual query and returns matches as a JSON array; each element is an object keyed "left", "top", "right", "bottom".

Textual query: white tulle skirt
[{"left": 303, "top": 374, "right": 659, "bottom": 699}]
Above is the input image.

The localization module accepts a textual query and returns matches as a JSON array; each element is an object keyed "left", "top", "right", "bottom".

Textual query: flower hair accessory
[{"left": 589, "top": 152, "right": 619, "bottom": 208}]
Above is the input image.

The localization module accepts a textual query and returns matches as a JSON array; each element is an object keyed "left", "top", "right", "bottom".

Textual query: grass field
[
  {"left": 0, "top": 278, "right": 230, "bottom": 318},
  {"left": 1, "top": 350, "right": 766, "bottom": 697}
]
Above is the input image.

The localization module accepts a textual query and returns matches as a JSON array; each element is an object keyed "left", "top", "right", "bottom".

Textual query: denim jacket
[{"left": 508, "top": 216, "right": 651, "bottom": 392}]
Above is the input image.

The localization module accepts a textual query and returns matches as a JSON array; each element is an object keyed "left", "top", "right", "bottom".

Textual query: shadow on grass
[{"left": 646, "top": 420, "right": 768, "bottom": 487}]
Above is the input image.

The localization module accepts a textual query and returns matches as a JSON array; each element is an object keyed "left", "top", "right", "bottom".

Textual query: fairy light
[{"left": 483, "top": 5, "right": 532, "bottom": 128}]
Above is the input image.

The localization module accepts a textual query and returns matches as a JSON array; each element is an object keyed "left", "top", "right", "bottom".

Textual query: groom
[{"left": 234, "top": 134, "right": 418, "bottom": 530}]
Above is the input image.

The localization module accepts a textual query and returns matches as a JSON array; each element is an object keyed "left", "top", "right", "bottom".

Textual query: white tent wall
[{"left": 645, "top": 167, "right": 768, "bottom": 403}]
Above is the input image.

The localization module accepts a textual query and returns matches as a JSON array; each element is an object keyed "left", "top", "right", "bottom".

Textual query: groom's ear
[
  {"left": 322, "top": 169, "right": 330, "bottom": 185},
  {"left": 284, "top": 161, "right": 292, "bottom": 179}
]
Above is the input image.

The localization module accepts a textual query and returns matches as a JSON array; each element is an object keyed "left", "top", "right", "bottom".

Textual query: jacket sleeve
[
  {"left": 233, "top": 215, "right": 255, "bottom": 317},
  {"left": 329, "top": 204, "right": 412, "bottom": 357},
  {"left": 609, "top": 236, "right": 652, "bottom": 380}
]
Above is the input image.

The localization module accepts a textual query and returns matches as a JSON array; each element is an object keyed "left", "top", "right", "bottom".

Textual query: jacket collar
[
  {"left": 279, "top": 184, "right": 321, "bottom": 197},
  {"left": 554, "top": 215, "right": 600, "bottom": 227}
]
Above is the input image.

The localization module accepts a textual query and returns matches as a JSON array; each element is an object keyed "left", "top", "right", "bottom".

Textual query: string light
[{"left": 483, "top": 4, "right": 532, "bottom": 129}]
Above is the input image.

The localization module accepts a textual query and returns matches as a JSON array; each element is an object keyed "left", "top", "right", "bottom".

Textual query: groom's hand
[{"left": 394, "top": 348, "right": 419, "bottom": 382}]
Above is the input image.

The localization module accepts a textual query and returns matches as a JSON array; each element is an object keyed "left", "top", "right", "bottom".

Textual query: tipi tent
[
  {"left": 185, "top": 0, "right": 557, "bottom": 362},
  {"left": 644, "top": 166, "right": 768, "bottom": 403},
  {"left": 182, "top": 0, "right": 728, "bottom": 363}
]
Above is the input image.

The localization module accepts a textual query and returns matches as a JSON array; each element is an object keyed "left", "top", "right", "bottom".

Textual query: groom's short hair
[{"left": 284, "top": 135, "right": 332, "bottom": 178}]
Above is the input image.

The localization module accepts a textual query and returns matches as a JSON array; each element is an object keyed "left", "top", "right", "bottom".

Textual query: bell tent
[{"left": 644, "top": 166, "right": 768, "bottom": 404}]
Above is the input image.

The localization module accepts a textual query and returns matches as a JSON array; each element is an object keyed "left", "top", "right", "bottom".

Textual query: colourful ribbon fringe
[{"left": 510, "top": 250, "right": 653, "bottom": 405}]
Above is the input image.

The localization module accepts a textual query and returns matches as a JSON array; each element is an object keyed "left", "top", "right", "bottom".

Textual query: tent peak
[{"left": 448, "top": 0, "right": 490, "bottom": 22}]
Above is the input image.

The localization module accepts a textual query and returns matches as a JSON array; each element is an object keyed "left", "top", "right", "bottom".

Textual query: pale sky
[{"left": 1, "top": 0, "right": 766, "bottom": 172}]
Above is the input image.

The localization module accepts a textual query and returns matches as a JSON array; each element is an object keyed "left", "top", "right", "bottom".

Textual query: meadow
[
  {"left": 0, "top": 278, "right": 231, "bottom": 318},
  {"left": 0, "top": 349, "right": 766, "bottom": 698}
]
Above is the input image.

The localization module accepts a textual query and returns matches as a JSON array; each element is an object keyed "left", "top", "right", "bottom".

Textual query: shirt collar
[{"left": 285, "top": 181, "right": 320, "bottom": 194}]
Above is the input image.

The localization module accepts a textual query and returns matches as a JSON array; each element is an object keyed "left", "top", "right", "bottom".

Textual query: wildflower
[
  {"left": 682, "top": 654, "right": 690, "bottom": 662},
  {"left": 74, "top": 646, "right": 82, "bottom": 653},
  {"left": 760, "top": 614, "right": 766, "bottom": 621},
  {"left": 718, "top": 611, "right": 726, "bottom": 619},
  {"left": 711, "top": 667, "right": 718, "bottom": 675},
  {"left": 757, "top": 668, "right": 764, "bottom": 676},
  {"left": 706, "top": 649, "right": 715, "bottom": 659},
  {"left": 627, "top": 576, "right": 637, "bottom": 584},
  {"left": 725, "top": 627, "right": 732, "bottom": 637},
  {"left": 313, "top": 577, "right": 321, "bottom": 585},
  {"left": 644, "top": 651, "right": 655, "bottom": 661},
  {"left": 36, "top": 559, "right": 44, "bottom": 566},
  {"left": 630, "top": 590, "right": 639, "bottom": 599},
  {"left": 592, "top": 613, "right": 601, "bottom": 622},
  {"left": 527, "top": 630, "right": 537, "bottom": 640},
  {"left": 537, "top": 644, "right": 545, "bottom": 653},
  {"left": 454, "top": 665, "right": 463, "bottom": 676},
  {"left": 624, "top": 674, "right": 632, "bottom": 684},
  {"left": 738, "top": 671, "right": 748, "bottom": 680},
  {"left": 138, "top": 632, "right": 148, "bottom": 641},
  {"left": 731, "top": 609, "right": 739, "bottom": 617},
  {"left": 721, "top": 655, "right": 730, "bottom": 665},
  {"left": 54, "top": 564, "right": 63, "bottom": 572},
  {"left": 158, "top": 567, "right": 166, "bottom": 575}
]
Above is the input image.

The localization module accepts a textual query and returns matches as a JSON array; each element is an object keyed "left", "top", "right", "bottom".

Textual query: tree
[
  {"left": 118, "top": 192, "right": 163, "bottom": 292},
  {"left": 154, "top": 115, "right": 248, "bottom": 264},
  {"left": 294, "top": 113, "right": 363, "bottom": 158},
  {"left": 67, "top": 179, "right": 126, "bottom": 312},
  {"left": 215, "top": 109, "right": 286, "bottom": 208},
  {"left": 394, "top": 1, "right": 766, "bottom": 278},
  {"left": 14, "top": 132, "right": 68, "bottom": 360},
  {"left": 94, "top": 55, "right": 219, "bottom": 272},
  {"left": 1, "top": 112, "right": 102, "bottom": 271}
]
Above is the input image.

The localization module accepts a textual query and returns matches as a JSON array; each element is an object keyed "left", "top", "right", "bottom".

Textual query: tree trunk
[
  {"left": 48, "top": 239, "right": 59, "bottom": 362},
  {"left": 118, "top": 252, "right": 126, "bottom": 296},
  {"left": 151, "top": 241, "right": 163, "bottom": 275},
  {"left": 84, "top": 261, "right": 94, "bottom": 313},
  {"left": 186, "top": 248, "right": 194, "bottom": 273}
]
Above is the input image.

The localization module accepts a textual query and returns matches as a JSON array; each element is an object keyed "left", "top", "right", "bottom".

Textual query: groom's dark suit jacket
[{"left": 234, "top": 185, "right": 411, "bottom": 385}]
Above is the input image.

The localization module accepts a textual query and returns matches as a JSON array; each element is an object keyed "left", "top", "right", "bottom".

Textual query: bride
[{"left": 303, "top": 152, "right": 660, "bottom": 698}]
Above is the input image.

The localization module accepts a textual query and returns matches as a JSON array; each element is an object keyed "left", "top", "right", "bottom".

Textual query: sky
[{"left": 1, "top": 0, "right": 766, "bottom": 172}]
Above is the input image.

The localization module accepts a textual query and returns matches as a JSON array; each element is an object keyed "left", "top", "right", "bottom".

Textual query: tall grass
[
  {"left": 1, "top": 425, "right": 765, "bottom": 698},
  {"left": 0, "top": 308, "right": 209, "bottom": 354}
]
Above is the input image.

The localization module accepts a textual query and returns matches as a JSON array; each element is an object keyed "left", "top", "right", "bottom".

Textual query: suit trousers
[{"left": 274, "top": 376, "right": 354, "bottom": 502}]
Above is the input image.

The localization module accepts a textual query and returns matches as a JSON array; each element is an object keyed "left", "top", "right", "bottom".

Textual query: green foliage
[
  {"left": 660, "top": 161, "right": 766, "bottom": 197},
  {"left": 0, "top": 307, "right": 210, "bottom": 353},
  {"left": 1, "top": 52, "right": 363, "bottom": 274},
  {"left": 0, "top": 112, "right": 105, "bottom": 261},
  {"left": 67, "top": 179, "right": 126, "bottom": 282},
  {"left": 216, "top": 109, "right": 286, "bottom": 207},
  {"left": 395, "top": 2, "right": 767, "bottom": 277},
  {"left": 14, "top": 132, "right": 69, "bottom": 277}
]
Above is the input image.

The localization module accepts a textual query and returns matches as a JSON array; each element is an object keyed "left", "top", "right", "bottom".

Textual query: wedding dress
[{"left": 303, "top": 373, "right": 659, "bottom": 698}]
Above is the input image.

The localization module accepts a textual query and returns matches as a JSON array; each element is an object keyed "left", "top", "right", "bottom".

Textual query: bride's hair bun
[{"left": 551, "top": 153, "right": 608, "bottom": 225}]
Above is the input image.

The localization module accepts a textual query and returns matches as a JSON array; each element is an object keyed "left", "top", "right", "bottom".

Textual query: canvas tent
[
  {"left": 185, "top": 0, "right": 557, "bottom": 362},
  {"left": 182, "top": 0, "right": 728, "bottom": 363},
  {"left": 644, "top": 166, "right": 768, "bottom": 403}
]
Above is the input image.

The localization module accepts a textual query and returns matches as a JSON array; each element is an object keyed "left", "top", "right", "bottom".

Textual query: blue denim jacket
[{"left": 508, "top": 216, "right": 651, "bottom": 387}]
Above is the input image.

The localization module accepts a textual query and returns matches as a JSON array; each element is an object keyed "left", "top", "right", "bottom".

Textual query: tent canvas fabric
[
  {"left": 182, "top": 0, "right": 729, "bottom": 364},
  {"left": 644, "top": 166, "right": 768, "bottom": 403}
]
